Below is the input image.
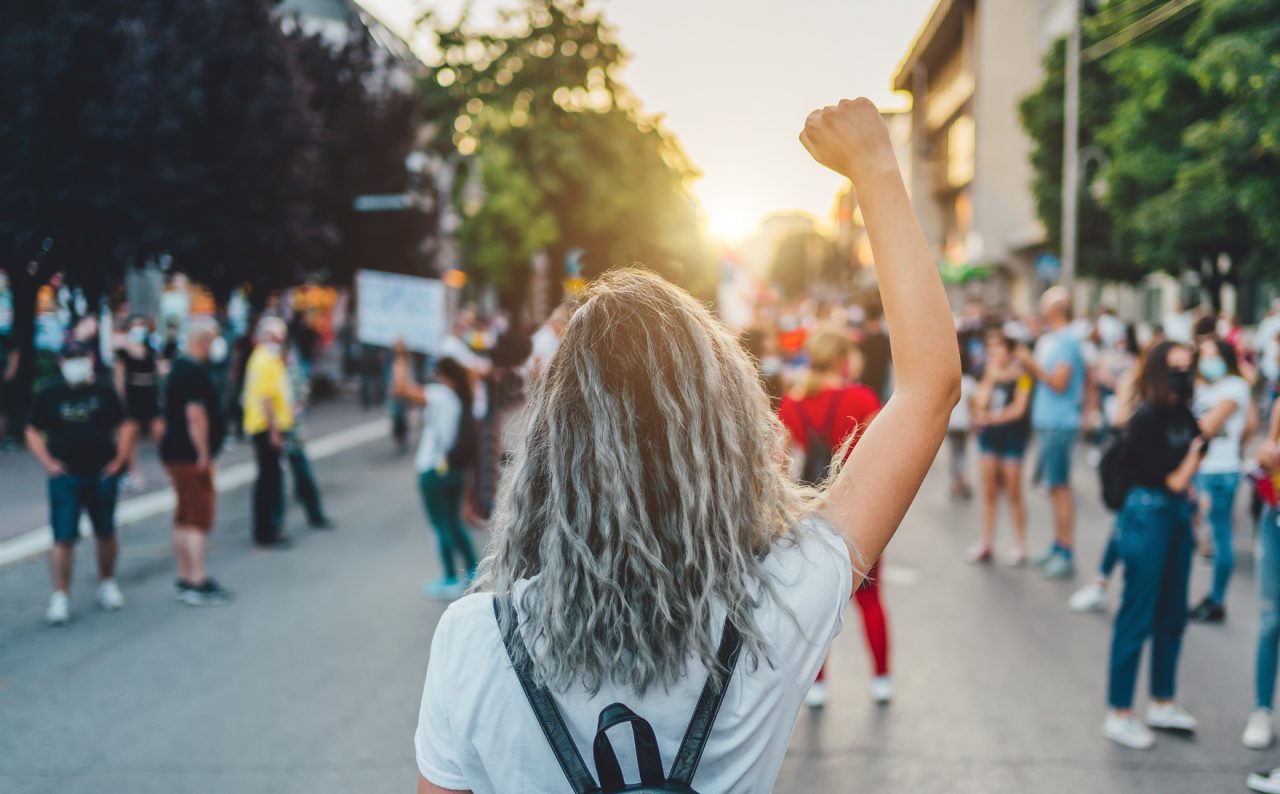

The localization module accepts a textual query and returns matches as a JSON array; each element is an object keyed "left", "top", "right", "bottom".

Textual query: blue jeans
[
  {"left": 48, "top": 473, "right": 120, "bottom": 544},
  {"left": 418, "top": 469, "right": 476, "bottom": 582},
  {"left": 1256, "top": 508, "right": 1280, "bottom": 709},
  {"left": 1107, "top": 487, "right": 1193, "bottom": 710},
  {"left": 1034, "top": 428, "right": 1077, "bottom": 489},
  {"left": 1196, "top": 472, "right": 1240, "bottom": 604},
  {"left": 1099, "top": 525, "right": 1120, "bottom": 578}
]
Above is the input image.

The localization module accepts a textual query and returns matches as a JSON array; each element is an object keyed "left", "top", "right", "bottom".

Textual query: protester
[
  {"left": 946, "top": 346, "right": 977, "bottom": 502},
  {"left": 114, "top": 315, "right": 161, "bottom": 492},
  {"left": 1017, "top": 287, "right": 1087, "bottom": 579},
  {"left": 392, "top": 344, "right": 478, "bottom": 600},
  {"left": 1188, "top": 337, "right": 1251, "bottom": 623},
  {"left": 524, "top": 301, "right": 571, "bottom": 380},
  {"left": 1245, "top": 394, "right": 1280, "bottom": 756},
  {"left": 413, "top": 99, "right": 960, "bottom": 793},
  {"left": 1070, "top": 357, "right": 1144, "bottom": 613},
  {"left": 968, "top": 327, "right": 1032, "bottom": 566},
  {"left": 859, "top": 301, "right": 892, "bottom": 401},
  {"left": 1101, "top": 341, "right": 1204, "bottom": 750},
  {"left": 778, "top": 328, "right": 889, "bottom": 706},
  {"left": 160, "top": 318, "right": 231, "bottom": 606},
  {"left": 242, "top": 317, "right": 293, "bottom": 549},
  {"left": 26, "top": 340, "right": 136, "bottom": 625},
  {"left": 284, "top": 341, "right": 332, "bottom": 530}
]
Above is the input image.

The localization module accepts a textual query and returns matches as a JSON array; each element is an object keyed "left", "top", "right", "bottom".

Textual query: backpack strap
[
  {"left": 592, "top": 703, "right": 665, "bottom": 792},
  {"left": 667, "top": 618, "right": 743, "bottom": 786},
  {"left": 799, "top": 388, "right": 847, "bottom": 440},
  {"left": 493, "top": 595, "right": 599, "bottom": 794}
]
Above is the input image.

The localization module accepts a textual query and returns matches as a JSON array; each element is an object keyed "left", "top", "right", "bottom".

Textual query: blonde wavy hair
[{"left": 476, "top": 268, "right": 825, "bottom": 695}]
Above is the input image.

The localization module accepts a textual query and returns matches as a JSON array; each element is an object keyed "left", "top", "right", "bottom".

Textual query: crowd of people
[{"left": 8, "top": 281, "right": 338, "bottom": 624}]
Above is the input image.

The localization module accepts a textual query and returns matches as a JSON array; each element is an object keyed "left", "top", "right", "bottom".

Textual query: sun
[{"left": 704, "top": 200, "right": 758, "bottom": 244}]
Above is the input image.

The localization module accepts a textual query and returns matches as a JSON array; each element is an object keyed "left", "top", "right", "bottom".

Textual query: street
[{"left": 0, "top": 398, "right": 1271, "bottom": 794}]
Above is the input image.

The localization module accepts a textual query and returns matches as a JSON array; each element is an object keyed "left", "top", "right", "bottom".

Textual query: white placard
[{"left": 356, "top": 269, "right": 447, "bottom": 354}]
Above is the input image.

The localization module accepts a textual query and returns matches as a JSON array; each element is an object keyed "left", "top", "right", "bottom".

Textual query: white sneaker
[
  {"left": 1249, "top": 768, "right": 1280, "bottom": 793},
  {"left": 1245, "top": 710, "right": 1276, "bottom": 750},
  {"left": 1069, "top": 582, "right": 1108, "bottom": 613},
  {"left": 1146, "top": 702, "right": 1198, "bottom": 732},
  {"left": 122, "top": 471, "right": 146, "bottom": 493},
  {"left": 1103, "top": 712, "right": 1155, "bottom": 749},
  {"left": 96, "top": 579, "right": 124, "bottom": 611},
  {"left": 869, "top": 675, "right": 894, "bottom": 704},
  {"left": 803, "top": 681, "right": 829, "bottom": 708},
  {"left": 46, "top": 591, "right": 70, "bottom": 626}
]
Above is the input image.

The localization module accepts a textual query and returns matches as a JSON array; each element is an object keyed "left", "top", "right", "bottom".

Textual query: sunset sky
[{"left": 359, "top": 0, "right": 937, "bottom": 241}]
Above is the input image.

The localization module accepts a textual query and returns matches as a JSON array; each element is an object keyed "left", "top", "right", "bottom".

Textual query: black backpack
[
  {"left": 1097, "top": 424, "right": 1134, "bottom": 512},
  {"left": 446, "top": 407, "right": 478, "bottom": 472},
  {"left": 493, "top": 595, "right": 742, "bottom": 794},
  {"left": 799, "top": 389, "right": 846, "bottom": 486}
]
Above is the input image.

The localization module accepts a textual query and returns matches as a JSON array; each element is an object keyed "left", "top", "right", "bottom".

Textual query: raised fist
[{"left": 799, "top": 98, "right": 896, "bottom": 182}]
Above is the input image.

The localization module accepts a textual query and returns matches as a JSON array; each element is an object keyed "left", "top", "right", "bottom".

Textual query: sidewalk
[{"left": 0, "top": 392, "right": 391, "bottom": 545}]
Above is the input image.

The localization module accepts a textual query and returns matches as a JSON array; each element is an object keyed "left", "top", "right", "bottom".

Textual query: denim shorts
[
  {"left": 48, "top": 473, "right": 120, "bottom": 544},
  {"left": 977, "top": 426, "right": 1029, "bottom": 460},
  {"left": 1035, "top": 428, "right": 1077, "bottom": 488}
]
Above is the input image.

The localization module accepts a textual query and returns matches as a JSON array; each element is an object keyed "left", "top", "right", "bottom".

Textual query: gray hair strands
[{"left": 476, "top": 269, "right": 843, "bottom": 695}]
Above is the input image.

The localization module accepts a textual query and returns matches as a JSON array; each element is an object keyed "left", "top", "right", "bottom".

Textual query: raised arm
[
  {"left": 392, "top": 341, "right": 427, "bottom": 407},
  {"left": 800, "top": 98, "right": 961, "bottom": 577}
]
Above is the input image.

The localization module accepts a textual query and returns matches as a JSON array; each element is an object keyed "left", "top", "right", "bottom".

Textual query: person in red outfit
[{"left": 778, "top": 328, "right": 892, "bottom": 707}]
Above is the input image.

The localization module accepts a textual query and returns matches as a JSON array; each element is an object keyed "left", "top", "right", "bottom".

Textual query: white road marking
[
  {"left": 881, "top": 564, "right": 921, "bottom": 585},
  {"left": 0, "top": 418, "right": 388, "bottom": 568}
]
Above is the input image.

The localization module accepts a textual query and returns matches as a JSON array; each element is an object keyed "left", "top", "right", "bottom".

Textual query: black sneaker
[
  {"left": 255, "top": 535, "right": 293, "bottom": 550},
  {"left": 180, "top": 578, "right": 233, "bottom": 607},
  {"left": 309, "top": 518, "right": 335, "bottom": 531},
  {"left": 1189, "top": 597, "right": 1225, "bottom": 624}
]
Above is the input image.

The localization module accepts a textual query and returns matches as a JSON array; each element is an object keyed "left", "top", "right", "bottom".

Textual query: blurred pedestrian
[
  {"left": 1187, "top": 337, "right": 1250, "bottom": 623},
  {"left": 524, "top": 302, "right": 571, "bottom": 380},
  {"left": 1017, "top": 286, "right": 1087, "bottom": 579},
  {"left": 242, "top": 317, "right": 293, "bottom": 549},
  {"left": 26, "top": 340, "right": 135, "bottom": 625},
  {"left": 968, "top": 327, "right": 1032, "bottom": 566},
  {"left": 412, "top": 100, "right": 961, "bottom": 794},
  {"left": 1244, "top": 394, "right": 1280, "bottom": 754},
  {"left": 284, "top": 340, "right": 332, "bottom": 530},
  {"left": 392, "top": 343, "right": 477, "bottom": 600},
  {"left": 778, "top": 328, "right": 889, "bottom": 706},
  {"left": 1102, "top": 341, "right": 1205, "bottom": 750},
  {"left": 114, "top": 315, "right": 161, "bottom": 492},
  {"left": 859, "top": 301, "right": 892, "bottom": 401},
  {"left": 946, "top": 344, "right": 977, "bottom": 502},
  {"left": 160, "top": 318, "right": 231, "bottom": 606}
]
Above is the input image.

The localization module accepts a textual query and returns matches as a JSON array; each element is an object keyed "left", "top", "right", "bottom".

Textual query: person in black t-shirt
[
  {"left": 1102, "top": 341, "right": 1207, "bottom": 750},
  {"left": 114, "top": 315, "right": 162, "bottom": 492},
  {"left": 160, "top": 318, "right": 231, "bottom": 606},
  {"left": 858, "top": 302, "right": 892, "bottom": 402},
  {"left": 25, "top": 340, "right": 137, "bottom": 626}
]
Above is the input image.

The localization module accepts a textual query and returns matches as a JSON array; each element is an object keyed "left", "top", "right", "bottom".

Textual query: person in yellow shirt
[{"left": 243, "top": 317, "right": 293, "bottom": 548}]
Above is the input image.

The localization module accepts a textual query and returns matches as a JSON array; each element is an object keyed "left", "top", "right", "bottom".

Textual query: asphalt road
[{"left": 0, "top": 419, "right": 1272, "bottom": 793}]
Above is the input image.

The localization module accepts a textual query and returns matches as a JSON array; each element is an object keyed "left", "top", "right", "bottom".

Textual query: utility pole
[{"left": 1061, "top": 0, "right": 1081, "bottom": 295}]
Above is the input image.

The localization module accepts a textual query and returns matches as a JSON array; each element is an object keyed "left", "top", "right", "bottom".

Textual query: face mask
[
  {"left": 1168, "top": 369, "right": 1194, "bottom": 402},
  {"left": 261, "top": 342, "right": 281, "bottom": 357},
  {"left": 128, "top": 327, "right": 148, "bottom": 346},
  {"left": 1198, "top": 358, "right": 1227, "bottom": 383},
  {"left": 209, "top": 336, "right": 228, "bottom": 363},
  {"left": 61, "top": 358, "right": 93, "bottom": 385}
]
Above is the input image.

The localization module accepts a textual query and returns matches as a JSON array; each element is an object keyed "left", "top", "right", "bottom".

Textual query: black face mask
[{"left": 1168, "top": 369, "right": 1194, "bottom": 402}]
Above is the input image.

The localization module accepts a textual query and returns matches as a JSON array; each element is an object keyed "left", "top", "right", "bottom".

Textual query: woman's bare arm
[{"left": 800, "top": 98, "right": 961, "bottom": 580}]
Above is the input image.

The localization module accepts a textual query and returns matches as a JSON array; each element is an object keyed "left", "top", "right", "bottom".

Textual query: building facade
[{"left": 892, "top": 0, "right": 1073, "bottom": 313}]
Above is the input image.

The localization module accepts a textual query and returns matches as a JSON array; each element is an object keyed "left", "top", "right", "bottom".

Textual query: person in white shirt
[
  {"left": 413, "top": 99, "right": 961, "bottom": 794},
  {"left": 524, "top": 302, "right": 572, "bottom": 380},
  {"left": 1188, "top": 338, "right": 1253, "bottom": 623},
  {"left": 393, "top": 344, "right": 478, "bottom": 601}
]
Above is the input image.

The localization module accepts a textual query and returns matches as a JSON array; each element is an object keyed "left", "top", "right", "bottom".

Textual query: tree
[
  {"left": 289, "top": 22, "right": 427, "bottom": 284},
  {"left": 1020, "top": 0, "right": 1280, "bottom": 308},
  {"left": 417, "top": 0, "right": 712, "bottom": 304}
]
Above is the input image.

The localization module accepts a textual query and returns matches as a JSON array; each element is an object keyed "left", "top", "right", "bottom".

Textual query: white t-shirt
[
  {"left": 949, "top": 374, "right": 977, "bottom": 431},
  {"left": 439, "top": 335, "right": 489, "bottom": 420},
  {"left": 414, "top": 383, "right": 462, "bottom": 474},
  {"left": 1257, "top": 313, "right": 1280, "bottom": 382},
  {"left": 1193, "top": 375, "right": 1250, "bottom": 474},
  {"left": 415, "top": 519, "right": 853, "bottom": 793}
]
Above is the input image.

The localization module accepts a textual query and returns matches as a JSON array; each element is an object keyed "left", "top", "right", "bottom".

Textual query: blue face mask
[{"left": 1199, "top": 357, "right": 1227, "bottom": 383}]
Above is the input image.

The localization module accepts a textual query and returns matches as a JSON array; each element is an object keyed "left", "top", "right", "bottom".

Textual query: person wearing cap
[{"left": 25, "top": 340, "right": 136, "bottom": 625}]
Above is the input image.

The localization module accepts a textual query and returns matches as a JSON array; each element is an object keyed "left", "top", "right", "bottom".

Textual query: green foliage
[
  {"left": 1019, "top": 0, "right": 1280, "bottom": 298},
  {"left": 417, "top": 0, "right": 712, "bottom": 297}
]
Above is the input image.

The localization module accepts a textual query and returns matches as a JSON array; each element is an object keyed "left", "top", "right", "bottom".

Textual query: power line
[{"left": 1082, "top": 0, "right": 1201, "bottom": 62}]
